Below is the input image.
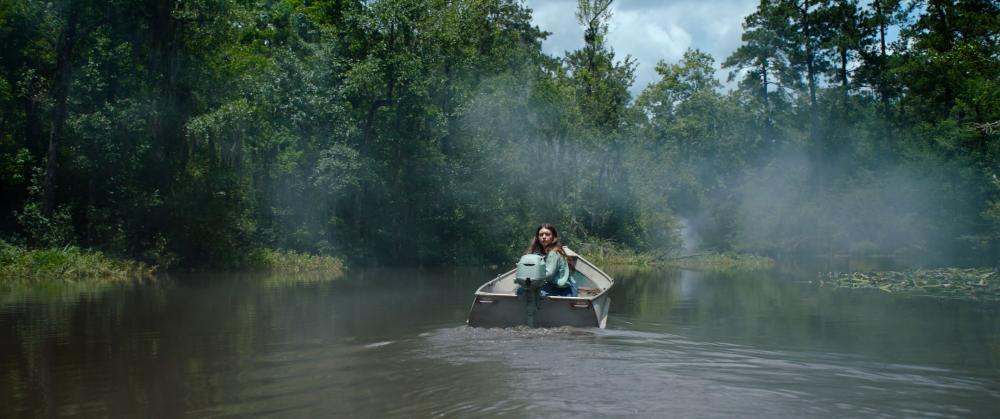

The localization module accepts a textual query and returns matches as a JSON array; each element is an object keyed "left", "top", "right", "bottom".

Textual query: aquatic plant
[
  {"left": 820, "top": 268, "right": 1000, "bottom": 300},
  {"left": 246, "top": 249, "right": 345, "bottom": 276}
]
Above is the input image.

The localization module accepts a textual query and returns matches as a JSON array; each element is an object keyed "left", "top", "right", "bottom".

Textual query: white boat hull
[{"left": 467, "top": 249, "right": 614, "bottom": 328}]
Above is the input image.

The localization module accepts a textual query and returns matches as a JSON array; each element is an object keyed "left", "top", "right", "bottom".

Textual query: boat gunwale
[{"left": 473, "top": 252, "right": 614, "bottom": 301}]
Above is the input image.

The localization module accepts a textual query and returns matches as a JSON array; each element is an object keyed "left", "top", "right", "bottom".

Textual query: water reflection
[
  {"left": 1, "top": 267, "right": 998, "bottom": 417},
  {"left": 421, "top": 325, "right": 997, "bottom": 417},
  {"left": 611, "top": 268, "right": 1000, "bottom": 369}
]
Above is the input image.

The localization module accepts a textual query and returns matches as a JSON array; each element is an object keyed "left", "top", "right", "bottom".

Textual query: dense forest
[{"left": 0, "top": 0, "right": 997, "bottom": 268}]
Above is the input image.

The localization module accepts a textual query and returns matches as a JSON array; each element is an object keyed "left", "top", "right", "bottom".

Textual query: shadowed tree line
[{"left": 0, "top": 0, "right": 997, "bottom": 268}]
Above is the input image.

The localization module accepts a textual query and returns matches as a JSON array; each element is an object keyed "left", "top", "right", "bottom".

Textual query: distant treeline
[{"left": 0, "top": 0, "right": 997, "bottom": 268}]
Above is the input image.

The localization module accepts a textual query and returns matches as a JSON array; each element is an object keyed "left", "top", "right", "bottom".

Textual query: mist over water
[
  {"left": 678, "top": 216, "right": 701, "bottom": 254},
  {"left": 728, "top": 142, "right": 986, "bottom": 266}
]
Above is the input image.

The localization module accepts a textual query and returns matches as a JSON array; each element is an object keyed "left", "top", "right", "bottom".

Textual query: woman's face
[{"left": 538, "top": 228, "right": 554, "bottom": 247}]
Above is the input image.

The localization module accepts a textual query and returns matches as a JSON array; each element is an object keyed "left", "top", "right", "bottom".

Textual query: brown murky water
[{"left": 2, "top": 267, "right": 998, "bottom": 417}]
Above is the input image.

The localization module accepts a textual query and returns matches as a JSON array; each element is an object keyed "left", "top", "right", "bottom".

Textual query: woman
[{"left": 525, "top": 223, "right": 578, "bottom": 297}]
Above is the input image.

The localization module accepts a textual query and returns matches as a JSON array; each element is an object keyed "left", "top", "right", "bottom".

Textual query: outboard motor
[
  {"left": 515, "top": 254, "right": 547, "bottom": 289},
  {"left": 515, "top": 254, "right": 547, "bottom": 327}
]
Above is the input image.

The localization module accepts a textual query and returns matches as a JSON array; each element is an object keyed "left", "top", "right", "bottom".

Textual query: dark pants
[{"left": 540, "top": 280, "right": 578, "bottom": 297}]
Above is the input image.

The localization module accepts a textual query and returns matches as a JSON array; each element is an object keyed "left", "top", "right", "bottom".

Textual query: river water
[{"left": 1, "top": 267, "right": 998, "bottom": 417}]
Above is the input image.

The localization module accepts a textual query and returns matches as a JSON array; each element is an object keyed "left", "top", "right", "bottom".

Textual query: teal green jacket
[{"left": 544, "top": 250, "right": 571, "bottom": 287}]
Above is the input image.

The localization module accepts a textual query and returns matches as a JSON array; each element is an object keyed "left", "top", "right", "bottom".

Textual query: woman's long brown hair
[{"left": 525, "top": 223, "right": 569, "bottom": 260}]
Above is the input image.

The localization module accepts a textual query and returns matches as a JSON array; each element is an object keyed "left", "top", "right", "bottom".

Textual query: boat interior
[{"left": 477, "top": 258, "right": 611, "bottom": 298}]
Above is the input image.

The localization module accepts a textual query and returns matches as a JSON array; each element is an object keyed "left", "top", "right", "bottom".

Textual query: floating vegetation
[
  {"left": 820, "top": 268, "right": 1000, "bottom": 300},
  {"left": 246, "top": 248, "right": 346, "bottom": 277},
  {"left": 0, "top": 240, "right": 155, "bottom": 284},
  {"left": 662, "top": 252, "right": 776, "bottom": 272}
]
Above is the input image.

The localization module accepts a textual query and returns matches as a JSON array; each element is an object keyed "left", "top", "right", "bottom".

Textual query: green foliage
[
  {"left": 0, "top": 239, "right": 154, "bottom": 283},
  {"left": 14, "top": 168, "right": 74, "bottom": 247},
  {"left": 575, "top": 238, "right": 774, "bottom": 273},
  {"left": 0, "top": 0, "right": 998, "bottom": 271},
  {"left": 0, "top": 148, "right": 30, "bottom": 184},
  {"left": 14, "top": 200, "right": 74, "bottom": 247},
  {"left": 246, "top": 248, "right": 345, "bottom": 276},
  {"left": 575, "top": 237, "right": 659, "bottom": 267},
  {"left": 707, "top": 0, "right": 1000, "bottom": 266}
]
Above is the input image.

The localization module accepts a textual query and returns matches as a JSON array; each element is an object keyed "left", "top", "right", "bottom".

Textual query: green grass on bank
[
  {"left": 574, "top": 239, "right": 774, "bottom": 272},
  {"left": 575, "top": 239, "right": 659, "bottom": 267},
  {"left": 0, "top": 240, "right": 345, "bottom": 285},
  {"left": 662, "top": 252, "right": 776, "bottom": 272},
  {"left": 0, "top": 240, "right": 155, "bottom": 283},
  {"left": 246, "top": 249, "right": 346, "bottom": 276},
  {"left": 821, "top": 268, "right": 1000, "bottom": 300}
]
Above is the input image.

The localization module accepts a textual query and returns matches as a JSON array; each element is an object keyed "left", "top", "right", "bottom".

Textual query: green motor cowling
[{"left": 515, "top": 254, "right": 547, "bottom": 289}]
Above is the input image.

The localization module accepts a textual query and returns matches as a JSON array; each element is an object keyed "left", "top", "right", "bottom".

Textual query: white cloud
[{"left": 523, "top": 0, "right": 758, "bottom": 95}]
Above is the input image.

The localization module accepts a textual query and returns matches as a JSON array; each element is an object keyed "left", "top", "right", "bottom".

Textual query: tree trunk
[
  {"left": 86, "top": 173, "right": 96, "bottom": 244},
  {"left": 147, "top": 0, "right": 181, "bottom": 194},
  {"left": 761, "top": 58, "right": 769, "bottom": 111},
  {"left": 354, "top": 27, "right": 397, "bottom": 255},
  {"left": 42, "top": 4, "right": 80, "bottom": 217},
  {"left": 840, "top": 46, "right": 848, "bottom": 108},
  {"left": 802, "top": 1, "right": 819, "bottom": 146},
  {"left": 872, "top": 0, "right": 895, "bottom": 152},
  {"left": 802, "top": 2, "right": 817, "bottom": 107},
  {"left": 875, "top": 0, "right": 888, "bottom": 115}
]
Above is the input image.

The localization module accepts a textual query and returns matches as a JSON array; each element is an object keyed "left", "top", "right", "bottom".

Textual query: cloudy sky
[{"left": 523, "top": 0, "right": 758, "bottom": 95}]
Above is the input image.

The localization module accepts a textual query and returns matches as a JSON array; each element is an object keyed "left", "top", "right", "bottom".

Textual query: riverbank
[
  {"left": 821, "top": 268, "right": 1000, "bottom": 300},
  {"left": 662, "top": 252, "right": 776, "bottom": 272},
  {"left": 576, "top": 240, "right": 774, "bottom": 272},
  {"left": 575, "top": 240, "right": 658, "bottom": 267},
  {"left": 0, "top": 240, "right": 155, "bottom": 283},
  {"left": 0, "top": 241, "right": 345, "bottom": 283}
]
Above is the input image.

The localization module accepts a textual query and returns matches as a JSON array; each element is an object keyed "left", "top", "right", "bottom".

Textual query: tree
[
  {"left": 41, "top": 0, "right": 86, "bottom": 218},
  {"left": 723, "top": 0, "right": 796, "bottom": 118},
  {"left": 563, "top": 0, "right": 641, "bottom": 243},
  {"left": 636, "top": 49, "right": 763, "bottom": 250},
  {"left": 856, "top": 0, "right": 907, "bottom": 116},
  {"left": 822, "top": 0, "right": 865, "bottom": 108}
]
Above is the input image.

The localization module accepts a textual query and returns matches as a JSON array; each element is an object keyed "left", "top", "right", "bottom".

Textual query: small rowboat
[{"left": 467, "top": 248, "right": 613, "bottom": 328}]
